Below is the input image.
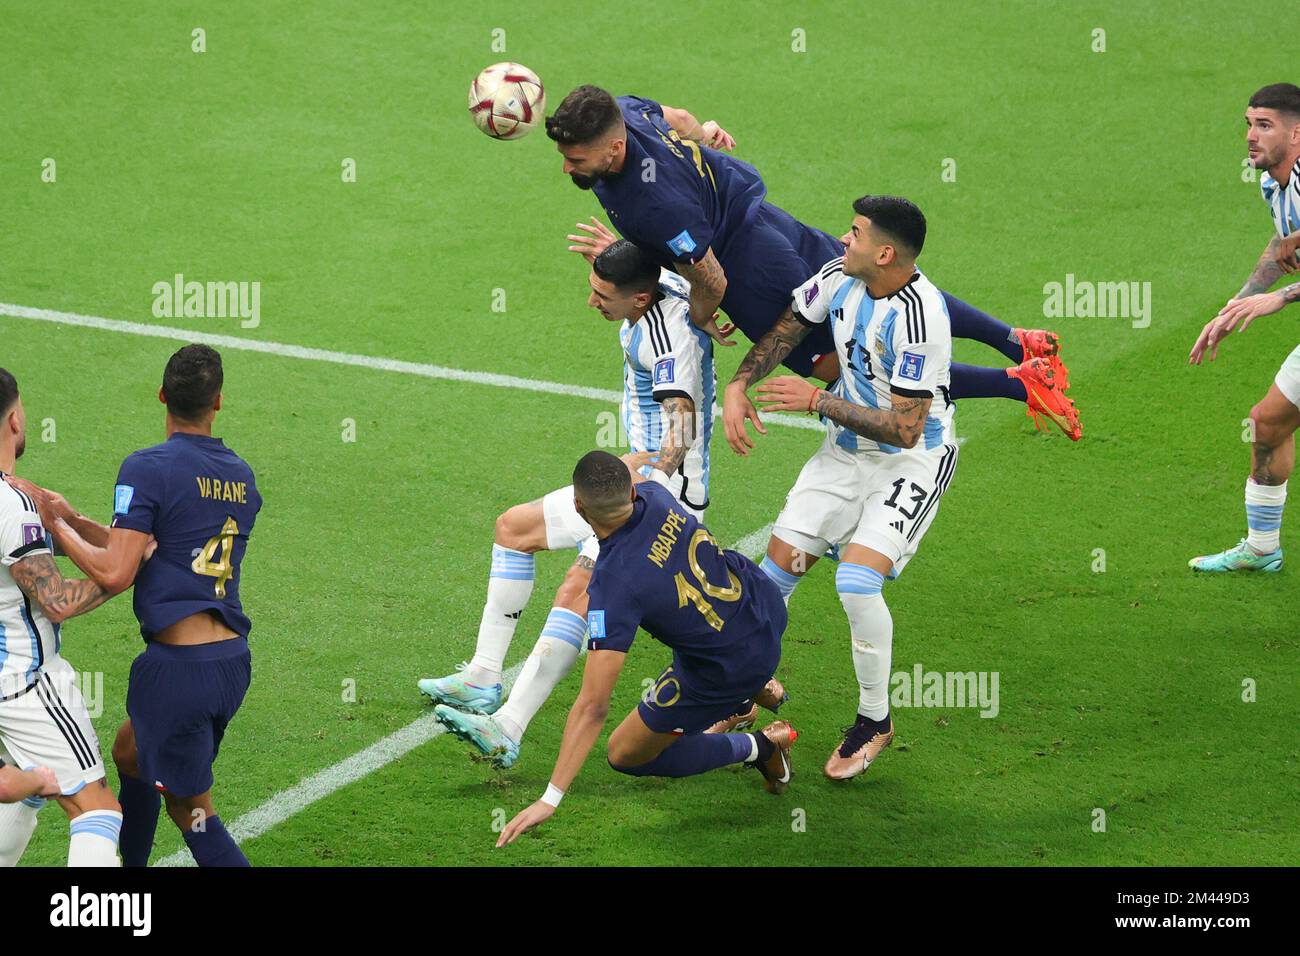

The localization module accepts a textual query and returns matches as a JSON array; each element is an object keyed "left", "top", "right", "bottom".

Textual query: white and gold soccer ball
[{"left": 467, "top": 62, "right": 545, "bottom": 140}]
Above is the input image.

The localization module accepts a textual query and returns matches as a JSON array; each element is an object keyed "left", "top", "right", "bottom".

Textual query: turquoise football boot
[
  {"left": 1189, "top": 539, "right": 1283, "bottom": 573},
  {"left": 417, "top": 672, "right": 503, "bottom": 715},
  {"left": 433, "top": 705, "right": 520, "bottom": 768}
]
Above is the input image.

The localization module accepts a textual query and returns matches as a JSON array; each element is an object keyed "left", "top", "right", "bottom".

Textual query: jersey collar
[{"left": 864, "top": 269, "right": 922, "bottom": 301}]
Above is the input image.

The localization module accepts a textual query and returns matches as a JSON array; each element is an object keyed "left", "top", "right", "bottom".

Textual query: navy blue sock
[
  {"left": 182, "top": 815, "right": 250, "bottom": 867},
  {"left": 752, "top": 731, "right": 775, "bottom": 765},
  {"left": 950, "top": 362, "right": 1027, "bottom": 402},
  {"left": 117, "top": 772, "right": 161, "bottom": 868},
  {"left": 611, "top": 733, "right": 753, "bottom": 779},
  {"left": 943, "top": 292, "right": 1022, "bottom": 362}
]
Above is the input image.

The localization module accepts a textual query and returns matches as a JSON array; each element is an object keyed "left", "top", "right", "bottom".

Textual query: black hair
[
  {"left": 162, "top": 344, "right": 223, "bottom": 421},
  {"left": 573, "top": 450, "right": 631, "bottom": 513},
  {"left": 546, "top": 85, "right": 624, "bottom": 145},
  {"left": 851, "top": 195, "right": 927, "bottom": 258},
  {"left": 592, "top": 240, "right": 661, "bottom": 293},
  {"left": 1249, "top": 83, "right": 1300, "bottom": 120},
  {"left": 0, "top": 368, "right": 17, "bottom": 416}
]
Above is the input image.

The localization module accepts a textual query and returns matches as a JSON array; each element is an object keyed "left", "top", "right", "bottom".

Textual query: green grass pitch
[{"left": 2, "top": 0, "right": 1296, "bottom": 866}]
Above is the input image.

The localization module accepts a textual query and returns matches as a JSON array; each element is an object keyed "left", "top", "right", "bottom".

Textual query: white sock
[
  {"left": 466, "top": 545, "right": 536, "bottom": 685},
  {"left": 0, "top": 796, "right": 42, "bottom": 866},
  {"left": 837, "top": 563, "right": 893, "bottom": 721},
  {"left": 1245, "top": 478, "right": 1287, "bottom": 555},
  {"left": 68, "top": 809, "right": 123, "bottom": 867},
  {"left": 494, "top": 607, "right": 586, "bottom": 741}
]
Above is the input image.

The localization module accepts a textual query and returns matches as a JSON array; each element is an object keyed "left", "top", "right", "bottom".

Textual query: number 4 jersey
[
  {"left": 586, "top": 480, "right": 786, "bottom": 700},
  {"left": 111, "top": 432, "right": 261, "bottom": 640}
]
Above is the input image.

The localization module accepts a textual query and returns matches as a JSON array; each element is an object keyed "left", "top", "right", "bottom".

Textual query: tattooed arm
[
  {"left": 654, "top": 396, "right": 698, "bottom": 478},
  {"left": 816, "top": 390, "right": 933, "bottom": 449},
  {"left": 675, "top": 249, "right": 729, "bottom": 341},
  {"left": 1237, "top": 235, "right": 1284, "bottom": 298},
  {"left": 730, "top": 308, "right": 810, "bottom": 390},
  {"left": 10, "top": 553, "right": 111, "bottom": 625},
  {"left": 722, "top": 308, "right": 812, "bottom": 456}
]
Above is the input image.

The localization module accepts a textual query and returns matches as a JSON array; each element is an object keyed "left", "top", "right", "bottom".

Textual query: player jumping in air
[
  {"left": 547, "top": 85, "right": 1080, "bottom": 440},
  {"left": 19, "top": 345, "right": 262, "bottom": 866},
  {"left": 495, "top": 450, "right": 794, "bottom": 847},
  {"left": 0, "top": 368, "right": 126, "bottom": 867},
  {"left": 725, "top": 196, "right": 958, "bottom": 780},
  {"left": 1189, "top": 83, "right": 1300, "bottom": 573},
  {"left": 420, "top": 241, "right": 779, "bottom": 766}
]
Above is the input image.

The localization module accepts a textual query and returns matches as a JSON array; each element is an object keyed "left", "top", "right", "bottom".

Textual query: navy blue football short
[
  {"left": 638, "top": 619, "right": 781, "bottom": 736},
  {"left": 127, "top": 637, "right": 251, "bottom": 798},
  {"left": 719, "top": 206, "right": 842, "bottom": 377}
]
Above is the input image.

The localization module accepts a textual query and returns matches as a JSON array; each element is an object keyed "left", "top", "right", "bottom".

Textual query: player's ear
[
  {"left": 213, "top": 393, "right": 223, "bottom": 412},
  {"left": 158, "top": 387, "right": 167, "bottom": 406}
]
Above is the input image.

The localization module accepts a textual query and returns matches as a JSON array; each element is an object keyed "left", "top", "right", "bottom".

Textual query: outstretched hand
[
  {"left": 496, "top": 799, "right": 555, "bottom": 847},
  {"left": 566, "top": 217, "right": 618, "bottom": 263},
  {"left": 1189, "top": 292, "right": 1285, "bottom": 364}
]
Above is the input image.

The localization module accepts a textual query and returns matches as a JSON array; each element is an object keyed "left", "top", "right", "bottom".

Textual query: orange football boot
[
  {"left": 1014, "top": 328, "right": 1070, "bottom": 390},
  {"left": 1006, "top": 357, "right": 1081, "bottom": 441}
]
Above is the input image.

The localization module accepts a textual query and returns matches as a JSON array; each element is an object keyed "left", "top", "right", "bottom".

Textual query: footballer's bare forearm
[
  {"left": 661, "top": 105, "right": 706, "bottom": 143},
  {"left": 1279, "top": 281, "right": 1300, "bottom": 305},
  {"left": 1237, "top": 236, "right": 1285, "bottom": 298},
  {"left": 676, "top": 251, "right": 727, "bottom": 326},
  {"left": 65, "top": 511, "right": 110, "bottom": 548},
  {"left": 816, "top": 392, "right": 931, "bottom": 449},
  {"left": 547, "top": 695, "right": 610, "bottom": 793},
  {"left": 731, "top": 310, "right": 811, "bottom": 390},
  {"left": 10, "top": 554, "right": 111, "bottom": 625},
  {"left": 655, "top": 397, "right": 697, "bottom": 477}
]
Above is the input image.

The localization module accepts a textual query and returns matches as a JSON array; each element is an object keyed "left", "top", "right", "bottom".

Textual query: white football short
[
  {"left": 0, "top": 654, "right": 105, "bottom": 796},
  {"left": 773, "top": 435, "right": 959, "bottom": 578},
  {"left": 542, "top": 475, "right": 705, "bottom": 564},
  {"left": 1275, "top": 344, "right": 1300, "bottom": 408}
]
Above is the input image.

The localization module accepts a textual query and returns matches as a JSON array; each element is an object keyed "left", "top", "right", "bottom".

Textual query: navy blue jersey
[
  {"left": 586, "top": 481, "right": 785, "bottom": 698},
  {"left": 592, "top": 95, "right": 842, "bottom": 376},
  {"left": 110, "top": 433, "right": 261, "bottom": 640}
]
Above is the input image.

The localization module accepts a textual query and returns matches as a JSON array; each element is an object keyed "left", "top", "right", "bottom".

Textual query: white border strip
[{"left": 0, "top": 303, "right": 822, "bottom": 433}]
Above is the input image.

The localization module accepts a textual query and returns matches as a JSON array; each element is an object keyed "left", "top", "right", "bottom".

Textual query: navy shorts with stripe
[{"left": 127, "top": 637, "right": 251, "bottom": 798}]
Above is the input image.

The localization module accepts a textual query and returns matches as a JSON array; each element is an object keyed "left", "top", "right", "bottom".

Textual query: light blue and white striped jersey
[
  {"left": 791, "top": 257, "right": 956, "bottom": 455},
  {"left": 0, "top": 475, "right": 60, "bottom": 699},
  {"left": 1261, "top": 157, "right": 1300, "bottom": 237},
  {"left": 619, "top": 270, "right": 716, "bottom": 511}
]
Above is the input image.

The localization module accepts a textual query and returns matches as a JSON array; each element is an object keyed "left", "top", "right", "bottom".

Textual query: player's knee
[
  {"left": 111, "top": 732, "right": 137, "bottom": 778},
  {"left": 494, "top": 507, "right": 527, "bottom": 549},
  {"left": 606, "top": 751, "right": 650, "bottom": 775},
  {"left": 1250, "top": 402, "right": 1287, "bottom": 449}
]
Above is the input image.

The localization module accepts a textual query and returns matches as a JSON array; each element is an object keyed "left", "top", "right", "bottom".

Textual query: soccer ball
[{"left": 468, "top": 62, "right": 545, "bottom": 140}]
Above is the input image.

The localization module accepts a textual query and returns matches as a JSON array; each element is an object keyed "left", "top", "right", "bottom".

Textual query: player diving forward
[
  {"left": 18, "top": 346, "right": 262, "bottom": 866},
  {"left": 496, "top": 451, "right": 794, "bottom": 847},
  {"left": 725, "top": 196, "right": 958, "bottom": 779},
  {"left": 0, "top": 368, "right": 125, "bottom": 866},
  {"left": 421, "top": 241, "right": 782, "bottom": 766},
  {"left": 547, "top": 85, "right": 1080, "bottom": 439},
  {"left": 1189, "top": 83, "right": 1300, "bottom": 572}
]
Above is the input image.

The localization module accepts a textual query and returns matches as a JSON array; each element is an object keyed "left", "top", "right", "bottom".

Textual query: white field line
[
  {"left": 153, "top": 528, "right": 776, "bottom": 866},
  {"left": 0, "top": 303, "right": 822, "bottom": 433},
  {"left": 0, "top": 299, "right": 789, "bottom": 864}
]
